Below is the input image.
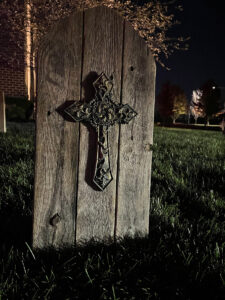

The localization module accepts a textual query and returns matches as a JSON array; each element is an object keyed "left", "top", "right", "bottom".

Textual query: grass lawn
[{"left": 0, "top": 123, "right": 225, "bottom": 299}]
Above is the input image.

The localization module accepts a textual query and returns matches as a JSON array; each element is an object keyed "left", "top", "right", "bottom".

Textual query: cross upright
[{"left": 60, "top": 73, "right": 137, "bottom": 191}]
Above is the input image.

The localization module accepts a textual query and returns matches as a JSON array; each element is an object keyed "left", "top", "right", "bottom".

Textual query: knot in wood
[{"left": 50, "top": 213, "right": 61, "bottom": 227}]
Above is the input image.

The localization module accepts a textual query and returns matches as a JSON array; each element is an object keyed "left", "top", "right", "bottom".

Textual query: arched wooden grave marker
[{"left": 33, "top": 6, "right": 156, "bottom": 249}]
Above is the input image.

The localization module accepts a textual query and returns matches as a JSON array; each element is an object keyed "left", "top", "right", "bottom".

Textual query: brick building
[
  {"left": 0, "top": 2, "right": 34, "bottom": 100},
  {"left": 0, "top": 64, "right": 27, "bottom": 98}
]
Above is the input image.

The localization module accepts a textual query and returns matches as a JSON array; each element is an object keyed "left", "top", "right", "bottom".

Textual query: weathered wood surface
[
  {"left": 33, "top": 6, "right": 156, "bottom": 249},
  {"left": 0, "top": 91, "right": 6, "bottom": 133},
  {"left": 75, "top": 6, "right": 123, "bottom": 243},
  {"left": 33, "top": 12, "right": 83, "bottom": 248},
  {"left": 116, "top": 23, "right": 156, "bottom": 238}
]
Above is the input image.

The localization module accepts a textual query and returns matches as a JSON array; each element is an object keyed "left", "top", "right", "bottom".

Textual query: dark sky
[{"left": 156, "top": 0, "right": 225, "bottom": 101}]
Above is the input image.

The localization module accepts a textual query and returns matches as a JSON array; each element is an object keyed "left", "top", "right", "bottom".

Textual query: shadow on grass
[
  {"left": 0, "top": 214, "right": 32, "bottom": 249},
  {"left": 0, "top": 212, "right": 224, "bottom": 300}
]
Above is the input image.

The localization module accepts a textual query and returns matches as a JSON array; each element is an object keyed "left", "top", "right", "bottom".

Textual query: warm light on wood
[{"left": 33, "top": 7, "right": 155, "bottom": 249}]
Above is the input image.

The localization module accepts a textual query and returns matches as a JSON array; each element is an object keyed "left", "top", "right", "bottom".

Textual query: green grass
[{"left": 0, "top": 123, "right": 225, "bottom": 299}]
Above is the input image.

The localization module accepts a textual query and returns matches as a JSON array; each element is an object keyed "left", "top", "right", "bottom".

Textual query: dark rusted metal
[{"left": 60, "top": 73, "right": 137, "bottom": 191}]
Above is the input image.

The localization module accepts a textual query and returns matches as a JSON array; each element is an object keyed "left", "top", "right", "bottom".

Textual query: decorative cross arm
[{"left": 58, "top": 73, "right": 137, "bottom": 191}]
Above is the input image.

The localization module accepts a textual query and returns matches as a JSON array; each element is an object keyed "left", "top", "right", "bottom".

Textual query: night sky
[{"left": 156, "top": 0, "right": 225, "bottom": 101}]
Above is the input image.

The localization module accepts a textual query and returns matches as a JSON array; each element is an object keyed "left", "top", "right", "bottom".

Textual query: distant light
[{"left": 212, "top": 86, "right": 216, "bottom": 89}]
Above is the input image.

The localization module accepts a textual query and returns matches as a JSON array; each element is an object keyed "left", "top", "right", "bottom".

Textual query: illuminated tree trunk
[
  {"left": 0, "top": 91, "right": 6, "bottom": 133},
  {"left": 222, "top": 117, "right": 225, "bottom": 134},
  {"left": 25, "top": 0, "right": 37, "bottom": 104},
  {"left": 187, "top": 111, "right": 190, "bottom": 124},
  {"left": 25, "top": 0, "right": 32, "bottom": 100},
  {"left": 31, "top": 27, "right": 37, "bottom": 102}
]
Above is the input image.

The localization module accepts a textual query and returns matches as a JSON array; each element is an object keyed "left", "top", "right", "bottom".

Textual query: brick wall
[
  {"left": 0, "top": 65, "right": 27, "bottom": 98},
  {"left": 0, "top": 18, "right": 27, "bottom": 98}
]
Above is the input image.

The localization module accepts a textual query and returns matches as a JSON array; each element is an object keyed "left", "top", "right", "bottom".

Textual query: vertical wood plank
[
  {"left": 75, "top": 6, "right": 124, "bottom": 243},
  {"left": 0, "top": 91, "right": 6, "bottom": 133},
  {"left": 116, "top": 22, "right": 156, "bottom": 238},
  {"left": 33, "top": 12, "right": 83, "bottom": 248}
]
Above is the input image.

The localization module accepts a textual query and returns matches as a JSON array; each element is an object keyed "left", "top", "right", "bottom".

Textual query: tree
[
  {"left": 171, "top": 92, "right": 188, "bottom": 123},
  {"left": 190, "top": 89, "right": 204, "bottom": 124},
  {"left": 200, "top": 80, "right": 221, "bottom": 125},
  {"left": 156, "top": 82, "right": 173, "bottom": 122},
  {"left": 0, "top": 0, "right": 189, "bottom": 71},
  {"left": 157, "top": 81, "right": 187, "bottom": 123}
]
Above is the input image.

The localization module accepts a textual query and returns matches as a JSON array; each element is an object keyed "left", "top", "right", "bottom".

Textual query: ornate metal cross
[{"left": 61, "top": 73, "right": 137, "bottom": 191}]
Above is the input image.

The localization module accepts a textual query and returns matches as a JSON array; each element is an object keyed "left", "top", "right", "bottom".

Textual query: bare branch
[{"left": 0, "top": 0, "right": 189, "bottom": 69}]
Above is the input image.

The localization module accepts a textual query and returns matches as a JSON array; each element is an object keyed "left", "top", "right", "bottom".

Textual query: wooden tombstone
[
  {"left": 33, "top": 6, "right": 156, "bottom": 249},
  {"left": 0, "top": 91, "right": 6, "bottom": 133}
]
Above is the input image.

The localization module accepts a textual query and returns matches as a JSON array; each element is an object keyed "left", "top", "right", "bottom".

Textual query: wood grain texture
[
  {"left": 0, "top": 91, "right": 6, "bottom": 133},
  {"left": 115, "top": 22, "right": 156, "bottom": 238},
  {"left": 33, "top": 12, "right": 83, "bottom": 248},
  {"left": 75, "top": 6, "right": 124, "bottom": 243},
  {"left": 33, "top": 6, "right": 156, "bottom": 248}
]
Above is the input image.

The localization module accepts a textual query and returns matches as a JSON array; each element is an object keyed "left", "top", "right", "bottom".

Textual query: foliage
[
  {"left": 157, "top": 82, "right": 173, "bottom": 121},
  {"left": 5, "top": 97, "right": 34, "bottom": 121},
  {"left": 0, "top": 123, "right": 225, "bottom": 299},
  {"left": 190, "top": 89, "right": 205, "bottom": 124},
  {"left": 0, "top": 0, "right": 26, "bottom": 70},
  {"left": 157, "top": 81, "right": 187, "bottom": 123},
  {"left": 200, "top": 80, "right": 221, "bottom": 124},
  {"left": 172, "top": 92, "right": 187, "bottom": 123},
  {"left": 0, "top": 0, "right": 189, "bottom": 69}
]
